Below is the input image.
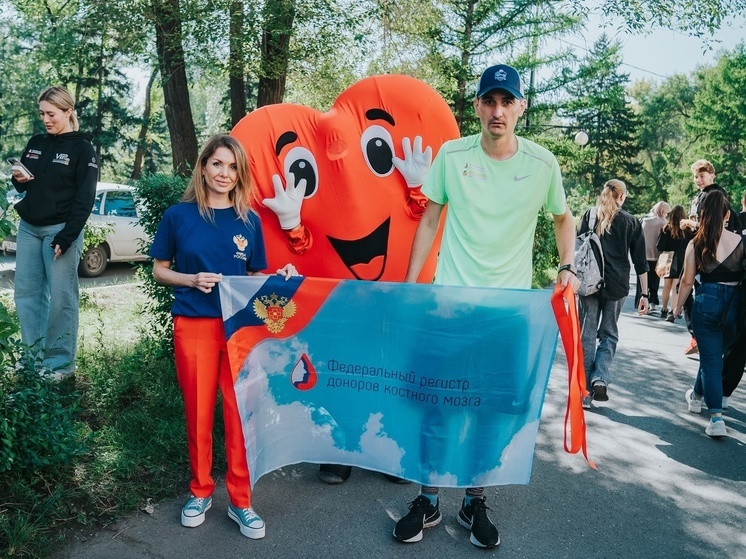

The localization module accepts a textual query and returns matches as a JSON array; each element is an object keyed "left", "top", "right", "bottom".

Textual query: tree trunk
[
  {"left": 131, "top": 67, "right": 159, "bottom": 180},
  {"left": 256, "top": 0, "right": 296, "bottom": 107},
  {"left": 152, "top": 0, "right": 198, "bottom": 176},
  {"left": 94, "top": 34, "right": 105, "bottom": 164},
  {"left": 229, "top": 0, "right": 247, "bottom": 126}
]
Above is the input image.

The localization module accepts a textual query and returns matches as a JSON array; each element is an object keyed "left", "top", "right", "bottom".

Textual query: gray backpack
[{"left": 574, "top": 207, "right": 605, "bottom": 296}]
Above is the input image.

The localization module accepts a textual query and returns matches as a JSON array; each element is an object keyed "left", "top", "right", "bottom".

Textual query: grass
[{"left": 0, "top": 282, "right": 199, "bottom": 558}]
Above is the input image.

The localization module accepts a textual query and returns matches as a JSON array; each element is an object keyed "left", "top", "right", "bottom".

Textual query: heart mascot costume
[{"left": 231, "top": 74, "right": 460, "bottom": 282}]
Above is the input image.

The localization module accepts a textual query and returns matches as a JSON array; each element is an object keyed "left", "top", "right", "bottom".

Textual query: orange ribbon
[{"left": 551, "top": 283, "right": 597, "bottom": 469}]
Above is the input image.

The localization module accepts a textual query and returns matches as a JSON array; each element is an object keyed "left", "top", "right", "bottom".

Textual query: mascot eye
[
  {"left": 283, "top": 146, "right": 319, "bottom": 198},
  {"left": 360, "top": 125, "right": 395, "bottom": 177}
]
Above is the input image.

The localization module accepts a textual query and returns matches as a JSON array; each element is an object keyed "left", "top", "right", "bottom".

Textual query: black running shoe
[
  {"left": 592, "top": 382, "right": 608, "bottom": 401},
  {"left": 457, "top": 497, "right": 500, "bottom": 548},
  {"left": 393, "top": 495, "right": 442, "bottom": 543}
]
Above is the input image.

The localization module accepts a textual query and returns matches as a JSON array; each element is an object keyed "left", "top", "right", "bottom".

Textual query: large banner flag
[{"left": 219, "top": 275, "right": 560, "bottom": 488}]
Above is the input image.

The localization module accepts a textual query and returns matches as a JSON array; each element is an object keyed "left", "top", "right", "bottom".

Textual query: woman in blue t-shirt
[{"left": 150, "top": 134, "right": 297, "bottom": 540}]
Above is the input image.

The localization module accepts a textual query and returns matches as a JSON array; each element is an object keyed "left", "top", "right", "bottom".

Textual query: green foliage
[
  {"left": 134, "top": 173, "right": 189, "bottom": 347},
  {"left": 0, "top": 335, "right": 85, "bottom": 475},
  {"left": 0, "top": 289, "right": 187, "bottom": 558},
  {"left": 532, "top": 210, "right": 559, "bottom": 288},
  {"left": 628, "top": 75, "right": 698, "bottom": 210},
  {"left": 82, "top": 221, "right": 115, "bottom": 252},
  {"left": 583, "top": 0, "right": 745, "bottom": 35},
  {"left": 1, "top": 1, "right": 149, "bottom": 174},
  {"left": 688, "top": 44, "right": 746, "bottom": 197},
  {"left": 0, "top": 182, "right": 15, "bottom": 240},
  {"left": 563, "top": 35, "right": 643, "bottom": 210}
]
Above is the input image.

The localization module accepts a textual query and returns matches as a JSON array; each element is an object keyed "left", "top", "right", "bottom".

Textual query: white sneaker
[
  {"left": 705, "top": 419, "right": 727, "bottom": 437},
  {"left": 685, "top": 388, "right": 702, "bottom": 413},
  {"left": 722, "top": 396, "right": 729, "bottom": 410}
]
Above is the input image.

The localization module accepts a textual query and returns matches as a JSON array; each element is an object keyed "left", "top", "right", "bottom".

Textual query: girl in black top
[
  {"left": 675, "top": 190, "right": 744, "bottom": 437},
  {"left": 656, "top": 205, "right": 692, "bottom": 320},
  {"left": 10, "top": 86, "right": 98, "bottom": 378}
]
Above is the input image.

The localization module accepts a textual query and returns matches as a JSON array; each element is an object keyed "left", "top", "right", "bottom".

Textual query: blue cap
[{"left": 476, "top": 64, "right": 524, "bottom": 99}]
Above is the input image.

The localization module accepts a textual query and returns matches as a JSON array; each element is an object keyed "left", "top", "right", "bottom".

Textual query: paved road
[
  {"left": 46, "top": 292, "right": 746, "bottom": 559},
  {"left": 0, "top": 253, "right": 139, "bottom": 291}
]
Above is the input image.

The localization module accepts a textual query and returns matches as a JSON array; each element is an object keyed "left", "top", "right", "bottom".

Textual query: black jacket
[
  {"left": 578, "top": 207, "right": 647, "bottom": 300},
  {"left": 691, "top": 184, "right": 742, "bottom": 233},
  {"left": 11, "top": 131, "right": 98, "bottom": 253}
]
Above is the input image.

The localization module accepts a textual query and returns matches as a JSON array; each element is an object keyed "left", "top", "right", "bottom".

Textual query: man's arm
[
  {"left": 404, "top": 200, "right": 444, "bottom": 283},
  {"left": 553, "top": 207, "right": 580, "bottom": 291}
]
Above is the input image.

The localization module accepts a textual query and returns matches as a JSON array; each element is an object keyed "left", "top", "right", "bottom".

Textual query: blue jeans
[
  {"left": 579, "top": 295, "right": 625, "bottom": 386},
  {"left": 14, "top": 219, "right": 83, "bottom": 373},
  {"left": 691, "top": 282, "right": 740, "bottom": 413}
]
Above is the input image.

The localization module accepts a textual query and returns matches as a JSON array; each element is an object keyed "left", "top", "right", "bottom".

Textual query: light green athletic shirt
[{"left": 422, "top": 134, "right": 566, "bottom": 288}]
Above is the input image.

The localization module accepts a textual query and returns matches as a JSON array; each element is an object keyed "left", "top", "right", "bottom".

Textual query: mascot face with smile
[{"left": 231, "top": 75, "right": 459, "bottom": 282}]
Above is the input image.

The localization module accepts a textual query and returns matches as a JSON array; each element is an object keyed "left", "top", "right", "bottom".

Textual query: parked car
[{"left": 1, "top": 182, "right": 149, "bottom": 277}]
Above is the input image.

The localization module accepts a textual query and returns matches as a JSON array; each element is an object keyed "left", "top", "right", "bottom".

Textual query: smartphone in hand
[{"left": 7, "top": 157, "right": 34, "bottom": 179}]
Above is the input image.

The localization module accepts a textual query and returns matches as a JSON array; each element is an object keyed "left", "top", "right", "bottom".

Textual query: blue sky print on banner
[{"left": 220, "top": 276, "right": 559, "bottom": 488}]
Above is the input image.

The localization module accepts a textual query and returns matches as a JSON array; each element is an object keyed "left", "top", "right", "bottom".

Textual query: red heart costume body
[{"left": 232, "top": 74, "right": 460, "bottom": 282}]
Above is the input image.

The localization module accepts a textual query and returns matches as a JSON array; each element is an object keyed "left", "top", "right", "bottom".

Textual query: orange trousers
[{"left": 174, "top": 316, "right": 251, "bottom": 508}]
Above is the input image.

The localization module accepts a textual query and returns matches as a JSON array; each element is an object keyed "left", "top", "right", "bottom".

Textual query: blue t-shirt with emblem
[{"left": 150, "top": 202, "right": 268, "bottom": 318}]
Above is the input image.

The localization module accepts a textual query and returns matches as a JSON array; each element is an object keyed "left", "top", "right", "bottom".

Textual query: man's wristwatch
[
  {"left": 557, "top": 264, "right": 577, "bottom": 276},
  {"left": 640, "top": 293, "right": 650, "bottom": 299}
]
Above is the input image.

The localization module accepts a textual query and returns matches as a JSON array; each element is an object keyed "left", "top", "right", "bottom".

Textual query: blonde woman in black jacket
[
  {"left": 10, "top": 86, "right": 98, "bottom": 379},
  {"left": 577, "top": 180, "right": 648, "bottom": 407}
]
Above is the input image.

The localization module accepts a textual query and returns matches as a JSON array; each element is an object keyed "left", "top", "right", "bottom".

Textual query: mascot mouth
[{"left": 327, "top": 218, "right": 390, "bottom": 281}]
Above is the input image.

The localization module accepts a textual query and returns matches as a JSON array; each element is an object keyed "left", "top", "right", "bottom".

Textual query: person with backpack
[{"left": 577, "top": 179, "right": 648, "bottom": 408}]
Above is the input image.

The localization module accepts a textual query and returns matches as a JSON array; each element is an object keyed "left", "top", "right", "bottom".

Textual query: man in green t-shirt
[{"left": 393, "top": 63, "right": 579, "bottom": 549}]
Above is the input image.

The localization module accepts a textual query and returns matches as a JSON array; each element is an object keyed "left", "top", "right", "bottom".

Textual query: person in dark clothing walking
[
  {"left": 656, "top": 206, "right": 692, "bottom": 322},
  {"left": 10, "top": 86, "right": 98, "bottom": 378},
  {"left": 578, "top": 179, "right": 648, "bottom": 407},
  {"left": 675, "top": 190, "right": 743, "bottom": 437},
  {"left": 678, "top": 160, "right": 742, "bottom": 355}
]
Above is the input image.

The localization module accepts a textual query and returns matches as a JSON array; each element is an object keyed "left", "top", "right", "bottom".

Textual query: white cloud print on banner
[{"left": 233, "top": 338, "right": 407, "bottom": 487}]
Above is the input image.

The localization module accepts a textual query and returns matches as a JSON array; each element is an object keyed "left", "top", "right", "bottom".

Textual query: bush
[
  {"left": 83, "top": 220, "right": 114, "bottom": 251},
  {"left": 0, "top": 301, "right": 85, "bottom": 474},
  {"left": 133, "top": 173, "right": 189, "bottom": 348},
  {"left": 0, "top": 289, "right": 188, "bottom": 558}
]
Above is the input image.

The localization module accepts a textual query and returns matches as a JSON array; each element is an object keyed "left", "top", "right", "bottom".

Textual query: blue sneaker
[
  {"left": 181, "top": 495, "right": 212, "bottom": 527},
  {"left": 228, "top": 504, "right": 266, "bottom": 539}
]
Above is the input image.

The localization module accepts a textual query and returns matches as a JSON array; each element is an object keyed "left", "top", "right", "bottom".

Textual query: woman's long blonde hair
[
  {"left": 182, "top": 134, "right": 255, "bottom": 224},
  {"left": 595, "top": 179, "right": 627, "bottom": 235},
  {"left": 38, "top": 86, "right": 79, "bottom": 131}
]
